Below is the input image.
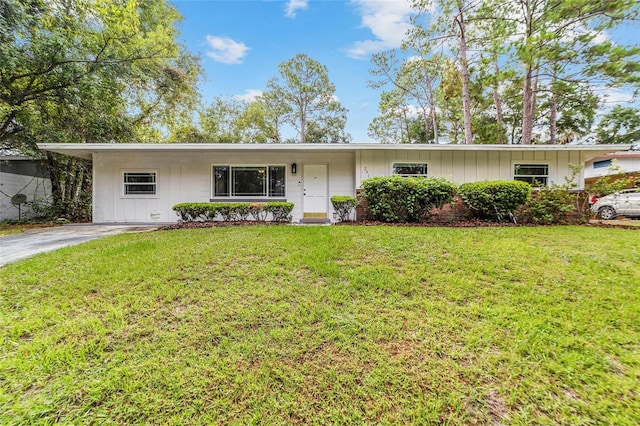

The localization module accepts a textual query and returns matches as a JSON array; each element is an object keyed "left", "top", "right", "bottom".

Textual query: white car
[{"left": 590, "top": 188, "right": 640, "bottom": 220}]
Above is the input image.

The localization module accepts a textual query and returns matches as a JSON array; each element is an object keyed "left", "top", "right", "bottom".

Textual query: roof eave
[{"left": 37, "top": 143, "right": 634, "bottom": 160}]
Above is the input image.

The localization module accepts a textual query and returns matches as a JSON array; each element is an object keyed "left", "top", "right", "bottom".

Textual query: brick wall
[{"left": 355, "top": 190, "right": 469, "bottom": 223}]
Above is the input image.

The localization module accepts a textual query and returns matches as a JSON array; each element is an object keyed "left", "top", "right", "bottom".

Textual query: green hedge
[
  {"left": 458, "top": 180, "right": 531, "bottom": 221},
  {"left": 360, "top": 176, "right": 457, "bottom": 223},
  {"left": 172, "top": 202, "right": 294, "bottom": 223},
  {"left": 264, "top": 202, "right": 294, "bottom": 223},
  {"left": 330, "top": 195, "right": 357, "bottom": 222},
  {"left": 515, "top": 188, "right": 582, "bottom": 225}
]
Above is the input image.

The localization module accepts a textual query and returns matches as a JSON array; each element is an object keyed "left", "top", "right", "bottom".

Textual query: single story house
[
  {"left": 38, "top": 143, "right": 632, "bottom": 224},
  {"left": 584, "top": 150, "right": 640, "bottom": 188},
  {"left": 0, "top": 152, "right": 51, "bottom": 221}
]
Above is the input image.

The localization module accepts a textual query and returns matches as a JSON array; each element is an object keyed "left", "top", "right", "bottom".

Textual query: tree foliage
[
  {"left": 0, "top": 0, "right": 202, "bottom": 219},
  {"left": 368, "top": 0, "right": 640, "bottom": 144},
  {"left": 265, "top": 54, "right": 350, "bottom": 143}
]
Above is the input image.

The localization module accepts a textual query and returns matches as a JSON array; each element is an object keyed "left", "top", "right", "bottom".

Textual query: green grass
[{"left": 1, "top": 226, "right": 639, "bottom": 424}]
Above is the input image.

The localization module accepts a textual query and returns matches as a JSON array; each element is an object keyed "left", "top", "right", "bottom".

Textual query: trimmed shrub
[
  {"left": 230, "top": 202, "right": 250, "bottom": 221},
  {"left": 248, "top": 203, "right": 268, "bottom": 221},
  {"left": 459, "top": 180, "right": 531, "bottom": 221},
  {"left": 173, "top": 202, "right": 293, "bottom": 223},
  {"left": 172, "top": 202, "right": 218, "bottom": 221},
  {"left": 265, "top": 202, "right": 294, "bottom": 223},
  {"left": 360, "top": 176, "right": 457, "bottom": 223},
  {"left": 214, "top": 203, "right": 234, "bottom": 221},
  {"left": 331, "top": 195, "right": 357, "bottom": 222},
  {"left": 515, "top": 188, "right": 583, "bottom": 225}
]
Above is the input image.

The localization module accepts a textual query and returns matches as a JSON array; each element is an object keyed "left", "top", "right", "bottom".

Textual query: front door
[{"left": 303, "top": 165, "right": 328, "bottom": 219}]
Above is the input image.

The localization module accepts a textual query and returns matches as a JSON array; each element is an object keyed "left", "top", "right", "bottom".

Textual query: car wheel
[{"left": 599, "top": 206, "right": 616, "bottom": 220}]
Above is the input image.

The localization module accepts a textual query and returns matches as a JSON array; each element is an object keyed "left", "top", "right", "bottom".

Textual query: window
[
  {"left": 514, "top": 164, "right": 549, "bottom": 186},
  {"left": 593, "top": 159, "right": 612, "bottom": 169},
  {"left": 393, "top": 163, "right": 428, "bottom": 177},
  {"left": 124, "top": 172, "right": 156, "bottom": 195},
  {"left": 213, "top": 165, "right": 285, "bottom": 197}
]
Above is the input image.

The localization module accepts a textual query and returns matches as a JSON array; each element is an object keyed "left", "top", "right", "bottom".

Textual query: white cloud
[
  {"left": 233, "top": 89, "right": 264, "bottom": 102},
  {"left": 205, "top": 35, "right": 250, "bottom": 64},
  {"left": 345, "top": 0, "right": 415, "bottom": 59},
  {"left": 595, "top": 87, "right": 635, "bottom": 106},
  {"left": 285, "top": 0, "right": 308, "bottom": 18}
]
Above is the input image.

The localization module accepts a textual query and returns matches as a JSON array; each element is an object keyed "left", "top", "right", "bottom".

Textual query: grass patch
[
  {"left": 0, "top": 222, "right": 59, "bottom": 236},
  {"left": 1, "top": 226, "right": 639, "bottom": 424}
]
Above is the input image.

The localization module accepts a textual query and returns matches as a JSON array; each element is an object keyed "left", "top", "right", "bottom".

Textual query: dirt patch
[{"left": 486, "top": 389, "right": 511, "bottom": 425}]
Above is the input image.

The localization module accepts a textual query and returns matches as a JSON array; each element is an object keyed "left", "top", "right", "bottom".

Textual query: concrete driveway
[{"left": 0, "top": 224, "right": 158, "bottom": 267}]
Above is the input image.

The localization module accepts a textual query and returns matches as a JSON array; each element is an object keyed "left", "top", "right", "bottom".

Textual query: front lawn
[{"left": 1, "top": 226, "right": 638, "bottom": 424}]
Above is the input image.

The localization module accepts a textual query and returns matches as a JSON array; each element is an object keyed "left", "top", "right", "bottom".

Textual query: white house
[
  {"left": 0, "top": 152, "right": 51, "bottom": 221},
  {"left": 584, "top": 151, "right": 640, "bottom": 187},
  {"left": 37, "top": 143, "right": 631, "bottom": 224}
]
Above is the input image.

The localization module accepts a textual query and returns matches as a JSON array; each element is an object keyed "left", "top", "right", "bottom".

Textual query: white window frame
[
  {"left": 513, "top": 163, "right": 550, "bottom": 188},
  {"left": 211, "top": 164, "right": 287, "bottom": 199},
  {"left": 391, "top": 162, "right": 428, "bottom": 177},
  {"left": 122, "top": 170, "right": 158, "bottom": 198}
]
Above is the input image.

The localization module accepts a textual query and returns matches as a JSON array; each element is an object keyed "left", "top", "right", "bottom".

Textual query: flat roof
[
  {"left": 586, "top": 151, "right": 640, "bottom": 162},
  {"left": 37, "top": 143, "right": 633, "bottom": 161}
]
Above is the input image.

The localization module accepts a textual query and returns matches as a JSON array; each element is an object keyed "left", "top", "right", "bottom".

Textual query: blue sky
[
  {"left": 171, "top": 0, "right": 414, "bottom": 142},
  {"left": 171, "top": 0, "right": 639, "bottom": 143}
]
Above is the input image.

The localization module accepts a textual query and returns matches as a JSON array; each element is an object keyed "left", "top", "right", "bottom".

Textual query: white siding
[
  {"left": 356, "top": 149, "right": 581, "bottom": 188},
  {"left": 584, "top": 156, "right": 640, "bottom": 179},
  {"left": 92, "top": 151, "right": 354, "bottom": 223}
]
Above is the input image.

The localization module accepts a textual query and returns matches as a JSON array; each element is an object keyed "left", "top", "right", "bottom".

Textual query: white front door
[{"left": 303, "top": 164, "right": 328, "bottom": 219}]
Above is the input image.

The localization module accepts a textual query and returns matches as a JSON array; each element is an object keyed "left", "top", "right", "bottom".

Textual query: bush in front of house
[
  {"left": 361, "top": 176, "right": 457, "bottom": 223},
  {"left": 515, "top": 188, "right": 585, "bottom": 225},
  {"left": 172, "top": 202, "right": 218, "bottom": 221},
  {"left": 459, "top": 180, "right": 531, "bottom": 222},
  {"left": 331, "top": 195, "right": 357, "bottom": 222},
  {"left": 172, "top": 202, "right": 293, "bottom": 223},
  {"left": 248, "top": 203, "right": 268, "bottom": 221},
  {"left": 265, "top": 202, "right": 294, "bottom": 222}
]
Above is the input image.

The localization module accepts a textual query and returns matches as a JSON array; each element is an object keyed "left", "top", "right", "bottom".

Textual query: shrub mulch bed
[{"left": 162, "top": 219, "right": 639, "bottom": 230}]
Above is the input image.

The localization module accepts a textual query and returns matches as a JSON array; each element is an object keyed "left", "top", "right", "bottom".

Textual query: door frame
[{"left": 302, "top": 164, "right": 329, "bottom": 219}]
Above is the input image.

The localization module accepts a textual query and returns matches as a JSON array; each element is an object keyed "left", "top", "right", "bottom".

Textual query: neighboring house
[
  {"left": 38, "top": 143, "right": 631, "bottom": 224},
  {"left": 0, "top": 152, "right": 51, "bottom": 221},
  {"left": 584, "top": 151, "right": 640, "bottom": 188}
]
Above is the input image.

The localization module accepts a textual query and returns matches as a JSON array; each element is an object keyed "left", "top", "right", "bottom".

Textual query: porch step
[{"left": 298, "top": 218, "right": 331, "bottom": 224}]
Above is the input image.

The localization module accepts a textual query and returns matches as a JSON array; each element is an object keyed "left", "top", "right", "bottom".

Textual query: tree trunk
[
  {"left": 427, "top": 80, "right": 439, "bottom": 144},
  {"left": 522, "top": 65, "right": 533, "bottom": 144},
  {"left": 549, "top": 91, "right": 557, "bottom": 145},
  {"left": 456, "top": 10, "right": 473, "bottom": 145},
  {"left": 45, "top": 151, "right": 92, "bottom": 221},
  {"left": 493, "top": 60, "right": 505, "bottom": 144},
  {"left": 422, "top": 109, "right": 431, "bottom": 144}
]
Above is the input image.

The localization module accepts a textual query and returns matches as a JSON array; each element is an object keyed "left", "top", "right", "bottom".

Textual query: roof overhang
[
  {"left": 37, "top": 143, "right": 633, "bottom": 161},
  {"left": 585, "top": 151, "right": 640, "bottom": 162}
]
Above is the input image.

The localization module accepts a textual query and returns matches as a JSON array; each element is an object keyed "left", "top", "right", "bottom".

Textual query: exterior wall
[
  {"left": 584, "top": 157, "right": 640, "bottom": 179},
  {"left": 0, "top": 160, "right": 51, "bottom": 221},
  {"left": 355, "top": 149, "right": 585, "bottom": 188},
  {"left": 92, "top": 151, "right": 355, "bottom": 223}
]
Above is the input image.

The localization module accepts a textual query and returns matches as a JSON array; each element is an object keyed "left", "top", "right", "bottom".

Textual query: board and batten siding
[
  {"left": 355, "top": 149, "right": 585, "bottom": 188},
  {"left": 92, "top": 151, "right": 355, "bottom": 223}
]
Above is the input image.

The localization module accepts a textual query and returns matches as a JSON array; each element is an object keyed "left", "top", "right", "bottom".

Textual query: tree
[
  {"left": 499, "top": 0, "right": 640, "bottom": 144},
  {"left": 200, "top": 98, "right": 245, "bottom": 143},
  {"left": 369, "top": 49, "right": 442, "bottom": 143},
  {"left": 368, "top": 89, "right": 420, "bottom": 143},
  {"left": 264, "top": 54, "right": 350, "bottom": 143},
  {"left": 0, "top": 0, "right": 201, "bottom": 220},
  {"left": 596, "top": 106, "right": 640, "bottom": 144},
  {"left": 409, "top": 0, "right": 481, "bottom": 144}
]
